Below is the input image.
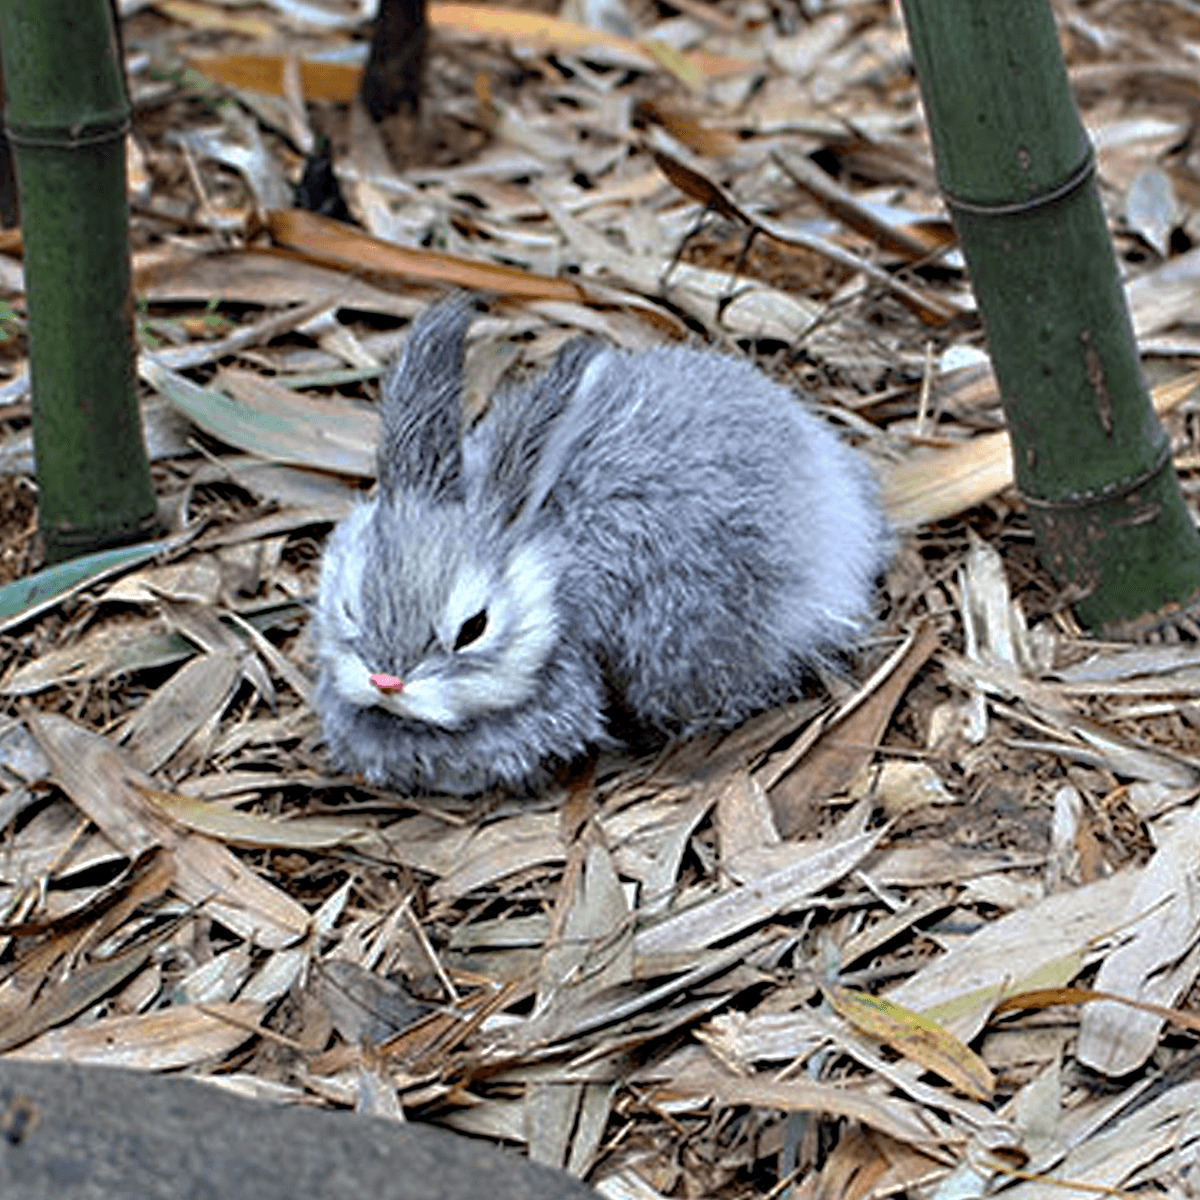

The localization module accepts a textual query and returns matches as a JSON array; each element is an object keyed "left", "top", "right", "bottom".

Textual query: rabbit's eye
[{"left": 454, "top": 609, "right": 488, "bottom": 650}]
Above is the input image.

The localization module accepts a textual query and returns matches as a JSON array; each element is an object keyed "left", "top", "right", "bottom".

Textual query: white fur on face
[
  {"left": 406, "top": 541, "right": 561, "bottom": 724},
  {"left": 320, "top": 514, "right": 561, "bottom": 728}
]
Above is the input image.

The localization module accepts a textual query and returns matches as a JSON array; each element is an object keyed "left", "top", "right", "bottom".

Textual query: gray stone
[{"left": 0, "top": 1059, "right": 595, "bottom": 1200}]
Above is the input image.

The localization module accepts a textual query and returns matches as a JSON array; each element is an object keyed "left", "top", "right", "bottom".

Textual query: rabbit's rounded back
[
  {"left": 523, "top": 345, "right": 890, "bottom": 732},
  {"left": 313, "top": 300, "right": 890, "bottom": 794}
]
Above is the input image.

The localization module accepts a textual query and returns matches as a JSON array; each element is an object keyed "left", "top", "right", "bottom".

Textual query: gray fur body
[{"left": 313, "top": 300, "right": 890, "bottom": 794}]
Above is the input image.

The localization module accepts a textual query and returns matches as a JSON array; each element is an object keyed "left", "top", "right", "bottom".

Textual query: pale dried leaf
[
  {"left": 1, "top": 618, "right": 174, "bottom": 695},
  {"left": 143, "top": 788, "right": 371, "bottom": 849},
  {"left": 602, "top": 791, "right": 713, "bottom": 915},
  {"left": 527, "top": 1081, "right": 583, "bottom": 1170},
  {"left": 28, "top": 713, "right": 309, "bottom": 948},
  {"left": 634, "top": 826, "right": 886, "bottom": 957},
  {"left": 3, "top": 1000, "right": 267, "bottom": 1069},
  {"left": 874, "top": 760, "right": 955, "bottom": 818},
  {"left": 666, "top": 1065, "right": 953, "bottom": 1151},
  {"left": 430, "top": 812, "right": 565, "bottom": 902},
  {"left": 886, "top": 870, "right": 1139, "bottom": 1043},
  {"left": 1003, "top": 1080, "right": 1200, "bottom": 1200},
  {"left": 536, "top": 838, "right": 633, "bottom": 1018},
  {"left": 1076, "top": 805, "right": 1200, "bottom": 1074},
  {"left": 121, "top": 650, "right": 243, "bottom": 773},
  {"left": 141, "top": 355, "right": 379, "bottom": 476},
  {"left": 99, "top": 559, "right": 224, "bottom": 606},
  {"left": 1124, "top": 166, "right": 1178, "bottom": 258}
]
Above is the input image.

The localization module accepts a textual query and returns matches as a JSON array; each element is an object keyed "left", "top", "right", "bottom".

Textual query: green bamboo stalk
[
  {"left": 899, "top": 0, "right": 1200, "bottom": 633},
  {"left": 0, "top": 0, "right": 159, "bottom": 563}
]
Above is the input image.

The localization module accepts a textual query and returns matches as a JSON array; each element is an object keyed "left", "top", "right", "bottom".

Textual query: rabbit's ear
[
  {"left": 492, "top": 336, "right": 604, "bottom": 523},
  {"left": 377, "top": 297, "right": 476, "bottom": 501}
]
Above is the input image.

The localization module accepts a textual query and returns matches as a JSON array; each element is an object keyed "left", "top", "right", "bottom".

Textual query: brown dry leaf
[
  {"left": 1076, "top": 804, "right": 1200, "bottom": 1073},
  {"left": 521, "top": 834, "right": 636, "bottom": 1147},
  {"left": 664, "top": 1065, "right": 955, "bottom": 1151},
  {"left": 27, "top": 713, "right": 309, "bottom": 949},
  {"left": 994, "top": 986, "right": 1200, "bottom": 1033},
  {"left": 533, "top": 181, "right": 822, "bottom": 338},
  {"left": 771, "top": 146, "right": 944, "bottom": 263},
  {"left": 767, "top": 624, "right": 941, "bottom": 837},
  {"left": 536, "top": 836, "right": 633, "bottom": 1019},
  {"left": 873, "top": 760, "right": 956, "bottom": 818},
  {"left": 884, "top": 429, "right": 1013, "bottom": 530},
  {"left": 886, "top": 870, "right": 1140, "bottom": 1044},
  {"left": 120, "top": 649, "right": 243, "bottom": 773},
  {"left": 185, "top": 52, "right": 362, "bottom": 103},
  {"left": 142, "top": 787, "right": 370, "bottom": 850},
  {"left": 952, "top": 655, "right": 1200, "bottom": 788},
  {"left": 4, "top": 1000, "right": 267, "bottom": 1069},
  {"left": 268, "top": 209, "right": 590, "bottom": 302},
  {"left": 824, "top": 985, "right": 995, "bottom": 1102}
]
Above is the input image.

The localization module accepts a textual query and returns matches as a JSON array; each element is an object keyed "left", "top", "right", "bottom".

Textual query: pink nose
[{"left": 369, "top": 674, "right": 404, "bottom": 693}]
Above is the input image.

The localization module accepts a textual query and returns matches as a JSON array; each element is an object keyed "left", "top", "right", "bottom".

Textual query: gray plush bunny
[{"left": 313, "top": 299, "right": 891, "bottom": 795}]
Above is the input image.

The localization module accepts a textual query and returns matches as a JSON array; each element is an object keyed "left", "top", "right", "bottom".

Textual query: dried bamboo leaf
[
  {"left": 267, "top": 209, "right": 589, "bottom": 301},
  {"left": 884, "top": 371, "right": 1200, "bottom": 528},
  {"left": 536, "top": 838, "right": 633, "bottom": 1019},
  {"left": 601, "top": 791, "right": 713, "bottom": 915},
  {"left": 177, "top": 945, "right": 255, "bottom": 1005},
  {"left": 1076, "top": 805, "right": 1200, "bottom": 1074},
  {"left": 142, "top": 354, "right": 378, "bottom": 476},
  {"left": 0, "top": 531, "right": 195, "bottom": 634},
  {"left": 121, "top": 650, "right": 243, "bottom": 773},
  {"left": 715, "top": 771, "right": 778, "bottom": 865},
  {"left": 1054, "top": 641, "right": 1200, "bottom": 684},
  {"left": 998, "top": 1080, "right": 1200, "bottom": 1200},
  {"left": 664, "top": 1066, "right": 955, "bottom": 1151},
  {"left": 429, "top": 812, "right": 565, "bottom": 902},
  {"left": 634, "top": 826, "right": 886, "bottom": 957},
  {"left": 567, "top": 1082, "right": 615, "bottom": 1178},
  {"left": 824, "top": 985, "right": 995, "bottom": 1101},
  {"left": 29, "top": 713, "right": 161, "bottom": 860},
  {"left": 142, "top": 788, "right": 370, "bottom": 850},
  {"left": 98, "top": 559, "right": 224, "bottom": 606},
  {"left": 167, "top": 830, "right": 311, "bottom": 951},
  {"left": 767, "top": 625, "right": 940, "bottom": 834},
  {"left": 27, "top": 714, "right": 309, "bottom": 949},
  {"left": 593, "top": 1168, "right": 673, "bottom": 1200},
  {"left": 0, "top": 919, "right": 181, "bottom": 1053},
  {"left": 3, "top": 1000, "right": 267, "bottom": 1070},
  {"left": 1, "top": 618, "right": 171, "bottom": 695},
  {"left": 527, "top": 1081, "right": 583, "bottom": 1170},
  {"left": 994, "top": 986, "right": 1200, "bottom": 1033},
  {"left": 885, "top": 870, "right": 1139, "bottom": 1044},
  {"left": 948, "top": 655, "right": 1200, "bottom": 786},
  {"left": 158, "top": 0, "right": 275, "bottom": 37}
]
